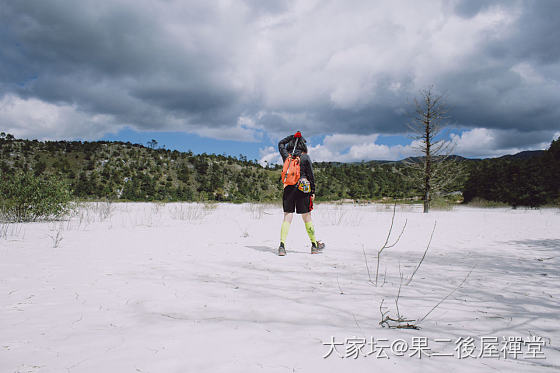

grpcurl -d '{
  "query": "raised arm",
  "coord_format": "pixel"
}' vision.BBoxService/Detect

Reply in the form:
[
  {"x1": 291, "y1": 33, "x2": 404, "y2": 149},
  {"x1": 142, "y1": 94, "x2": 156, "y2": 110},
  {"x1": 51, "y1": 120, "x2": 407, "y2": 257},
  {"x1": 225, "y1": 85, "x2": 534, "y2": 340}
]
[{"x1": 278, "y1": 135, "x2": 294, "y2": 161}]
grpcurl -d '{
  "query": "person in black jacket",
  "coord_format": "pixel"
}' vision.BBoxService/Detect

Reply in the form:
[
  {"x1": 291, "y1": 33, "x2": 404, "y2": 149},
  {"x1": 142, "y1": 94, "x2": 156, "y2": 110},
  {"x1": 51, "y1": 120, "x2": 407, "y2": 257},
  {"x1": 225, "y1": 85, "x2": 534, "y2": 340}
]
[{"x1": 277, "y1": 131, "x2": 325, "y2": 256}]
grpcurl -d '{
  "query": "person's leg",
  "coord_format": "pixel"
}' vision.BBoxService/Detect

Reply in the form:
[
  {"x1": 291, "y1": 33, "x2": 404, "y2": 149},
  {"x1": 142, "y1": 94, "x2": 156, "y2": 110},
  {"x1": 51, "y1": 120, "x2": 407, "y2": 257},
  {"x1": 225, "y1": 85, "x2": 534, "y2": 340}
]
[
  {"x1": 281, "y1": 212, "x2": 293, "y2": 245},
  {"x1": 300, "y1": 200, "x2": 325, "y2": 252},
  {"x1": 279, "y1": 186, "x2": 296, "y2": 255},
  {"x1": 301, "y1": 212, "x2": 317, "y2": 246}
]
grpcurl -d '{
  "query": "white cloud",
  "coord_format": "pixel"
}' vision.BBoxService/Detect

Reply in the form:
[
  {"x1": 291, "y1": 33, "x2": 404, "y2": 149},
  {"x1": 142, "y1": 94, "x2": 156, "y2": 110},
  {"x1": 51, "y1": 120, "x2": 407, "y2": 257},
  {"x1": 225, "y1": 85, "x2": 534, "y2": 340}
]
[
  {"x1": 260, "y1": 127, "x2": 556, "y2": 165},
  {"x1": 0, "y1": 94, "x2": 119, "y2": 140},
  {"x1": 450, "y1": 128, "x2": 552, "y2": 157},
  {"x1": 259, "y1": 133, "x2": 417, "y2": 165},
  {"x1": 258, "y1": 146, "x2": 279, "y2": 167},
  {"x1": 449, "y1": 128, "x2": 497, "y2": 157},
  {"x1": 321, "y1": 134, "x2": 380, "y2": 153},
  {"x1": 0, "y1": 93, "x2": 267, "y2": 143},
  {"x1": 251, "y1": 1, "x2": 520, "y2": 113}
]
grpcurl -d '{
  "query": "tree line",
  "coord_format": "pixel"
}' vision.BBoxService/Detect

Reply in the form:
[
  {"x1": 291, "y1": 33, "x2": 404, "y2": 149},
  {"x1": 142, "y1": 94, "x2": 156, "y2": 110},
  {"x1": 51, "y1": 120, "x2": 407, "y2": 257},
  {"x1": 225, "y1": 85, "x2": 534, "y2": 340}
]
[
  {"x1": 0, "y1": 133, "x2": 558, "y2": 208},
  {"x1": 463, "y1": 138, "x2": 560, "y2": 207}
]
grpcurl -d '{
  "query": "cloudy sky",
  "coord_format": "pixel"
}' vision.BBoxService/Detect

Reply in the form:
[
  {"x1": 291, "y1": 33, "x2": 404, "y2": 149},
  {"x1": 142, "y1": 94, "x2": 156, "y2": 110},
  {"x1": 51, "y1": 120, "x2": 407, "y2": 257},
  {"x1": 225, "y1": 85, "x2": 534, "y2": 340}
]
[{"x1": 1, "y1": 0, "x2": 559, "y2": 164}]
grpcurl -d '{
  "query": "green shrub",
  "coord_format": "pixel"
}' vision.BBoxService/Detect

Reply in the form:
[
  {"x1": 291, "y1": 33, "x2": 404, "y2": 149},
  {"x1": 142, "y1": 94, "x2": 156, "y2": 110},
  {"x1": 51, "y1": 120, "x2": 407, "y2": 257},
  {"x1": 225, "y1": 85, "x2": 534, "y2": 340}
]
[
  {"x1": 430, "y1": 196, "x2": 456, "y2": 211},
  {"x1": 465, "y1": 197, "x2": 510, "y2": 208},
  {"x1": 0, "y1": 171, "x2": 73, "y2": 222}
]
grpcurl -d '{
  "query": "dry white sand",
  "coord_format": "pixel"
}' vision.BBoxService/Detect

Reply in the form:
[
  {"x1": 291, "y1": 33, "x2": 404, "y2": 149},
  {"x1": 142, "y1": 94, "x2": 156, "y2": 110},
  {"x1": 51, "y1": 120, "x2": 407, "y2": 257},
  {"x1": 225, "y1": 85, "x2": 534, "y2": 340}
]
[{"x1": 1, "y1": 202, "x2": 559, "y2": 372}]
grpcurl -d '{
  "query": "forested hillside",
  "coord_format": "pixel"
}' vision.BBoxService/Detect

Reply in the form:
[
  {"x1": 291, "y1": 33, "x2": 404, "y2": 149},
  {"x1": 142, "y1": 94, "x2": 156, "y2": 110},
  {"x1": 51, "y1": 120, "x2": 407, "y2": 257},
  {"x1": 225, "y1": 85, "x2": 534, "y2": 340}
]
[
  {"x1": 0, "y1": 134, "x2": 448, "y2": 203},
  {"x1": 1, "y1": 133, "x2": 558, "y2": 206},
  {"x1": 0, "y1": 134, "x2": 279, "y2": 202},
  {"x1": 463, "y1": 138, "x2": 560, "y2": 207}
]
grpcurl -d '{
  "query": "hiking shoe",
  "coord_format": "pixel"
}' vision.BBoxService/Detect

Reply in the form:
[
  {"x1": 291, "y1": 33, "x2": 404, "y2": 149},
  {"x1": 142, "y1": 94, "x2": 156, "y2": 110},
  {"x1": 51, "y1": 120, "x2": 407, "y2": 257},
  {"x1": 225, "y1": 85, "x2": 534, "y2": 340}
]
[
  {"x1": 278, "y1": 242, "x2": 286, "y2": 256},
  {"x1": 311, "y1": 240, "x2": 325, "y2": 254}
]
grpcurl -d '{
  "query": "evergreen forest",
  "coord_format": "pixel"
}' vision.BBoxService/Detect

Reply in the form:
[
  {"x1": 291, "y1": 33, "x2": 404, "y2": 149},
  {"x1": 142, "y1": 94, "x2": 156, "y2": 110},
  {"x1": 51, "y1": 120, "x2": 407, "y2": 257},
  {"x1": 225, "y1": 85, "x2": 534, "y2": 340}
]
[{"x1": 1, "y1": 133, "x2": 558, "y2": 207}]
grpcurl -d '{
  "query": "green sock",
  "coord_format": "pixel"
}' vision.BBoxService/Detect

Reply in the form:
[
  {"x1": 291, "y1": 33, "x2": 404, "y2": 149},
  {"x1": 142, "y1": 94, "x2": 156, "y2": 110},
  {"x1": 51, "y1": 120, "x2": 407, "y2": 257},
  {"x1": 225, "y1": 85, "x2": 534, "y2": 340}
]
[
  {"x1": 305, "y1": 221, "x2": 317, "y2": 245},
  {"x1": 280, "y1": 221, "x2": 291, "y2": 244}
]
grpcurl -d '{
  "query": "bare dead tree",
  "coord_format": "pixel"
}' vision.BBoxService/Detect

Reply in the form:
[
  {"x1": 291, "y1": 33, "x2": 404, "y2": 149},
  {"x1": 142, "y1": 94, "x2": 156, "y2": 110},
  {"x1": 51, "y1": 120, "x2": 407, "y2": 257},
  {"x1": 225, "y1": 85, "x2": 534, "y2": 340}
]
[{"x1": 405, "y1": 87, "x2": 466, "y2": 213}]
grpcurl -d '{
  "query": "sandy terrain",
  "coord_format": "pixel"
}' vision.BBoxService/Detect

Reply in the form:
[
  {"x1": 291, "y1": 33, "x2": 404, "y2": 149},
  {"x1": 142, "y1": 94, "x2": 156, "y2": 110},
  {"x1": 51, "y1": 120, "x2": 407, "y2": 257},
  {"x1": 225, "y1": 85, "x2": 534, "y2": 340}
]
[{"x1": 1, "y1": 202, "x2": 559, "y2": 372}]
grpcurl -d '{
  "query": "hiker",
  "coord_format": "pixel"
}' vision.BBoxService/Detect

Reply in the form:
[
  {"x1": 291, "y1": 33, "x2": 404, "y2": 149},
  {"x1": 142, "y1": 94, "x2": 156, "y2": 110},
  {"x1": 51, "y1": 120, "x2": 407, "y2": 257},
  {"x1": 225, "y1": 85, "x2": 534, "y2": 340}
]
[{"x1": 277, "y1": 131, "x2": 325, "y2": 256}]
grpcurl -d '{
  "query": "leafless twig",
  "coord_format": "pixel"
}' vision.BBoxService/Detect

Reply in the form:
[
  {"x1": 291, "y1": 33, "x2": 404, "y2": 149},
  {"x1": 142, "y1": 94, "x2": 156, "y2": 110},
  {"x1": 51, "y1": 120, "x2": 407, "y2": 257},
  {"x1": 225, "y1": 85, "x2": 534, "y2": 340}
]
[
  {"x1": 396, "y1": 262, "x2": 403, "y2": 319},
  {"x1": 374, "y1": 202, "x2": 407, "y2": 286},
  {"x1": 336, "y1": 274, "x2": 344, "y2": 295},
  {"x1": 418, "y1": 266, "x2": 475, "y2": 323},
  {"x1": 352, "y1": 313, "x2": 363, "y2": 333},
  {"x1": 406, "y1": 220, "x2": 437, "y2": 285},
  {"x1": 363, "y1": 245, "x2": 373, "y2": 285}
]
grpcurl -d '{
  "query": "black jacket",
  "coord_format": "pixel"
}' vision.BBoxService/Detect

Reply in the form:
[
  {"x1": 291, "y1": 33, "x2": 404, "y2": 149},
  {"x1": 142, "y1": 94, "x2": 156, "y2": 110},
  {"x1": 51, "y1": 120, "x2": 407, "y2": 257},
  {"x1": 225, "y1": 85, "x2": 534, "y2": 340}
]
[{"x1": 278, "y1": 135, "x2": 316, "y2": 194}]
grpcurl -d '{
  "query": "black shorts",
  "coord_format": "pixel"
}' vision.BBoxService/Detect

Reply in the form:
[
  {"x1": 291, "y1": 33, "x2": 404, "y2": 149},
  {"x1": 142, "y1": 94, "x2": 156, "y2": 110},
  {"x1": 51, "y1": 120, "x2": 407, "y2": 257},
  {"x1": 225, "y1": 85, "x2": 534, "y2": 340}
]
[{"x1": 282, "y1": 185, "x2": 313, "y2": 214}]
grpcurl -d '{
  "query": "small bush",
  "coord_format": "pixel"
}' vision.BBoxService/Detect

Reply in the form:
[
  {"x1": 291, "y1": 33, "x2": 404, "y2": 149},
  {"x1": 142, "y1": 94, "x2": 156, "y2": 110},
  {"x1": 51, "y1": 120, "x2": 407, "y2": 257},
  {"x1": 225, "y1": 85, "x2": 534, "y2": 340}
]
[
  {"x1": 465, "y1": 197, "x2": 510, "y2": 208},
  {"x1": 430, "y1": 196, "x2": 456, "y2": 211},
  {"x1": 0, "y1": 171, "x2": 73, "y2": 222}
]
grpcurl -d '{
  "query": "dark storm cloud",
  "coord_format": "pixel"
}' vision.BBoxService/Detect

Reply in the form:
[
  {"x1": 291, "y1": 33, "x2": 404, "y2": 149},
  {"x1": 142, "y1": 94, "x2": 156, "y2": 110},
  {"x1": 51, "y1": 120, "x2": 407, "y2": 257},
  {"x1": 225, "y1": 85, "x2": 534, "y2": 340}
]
[
  {"x1": 253, "y1": 0, "x2": 560, "y2": 142},
  {"x1": 500, "y1": 0, "x2": 560, "y2": 64},
  {"x1": 241, "y1": 0, "x2": 293, "y2": 16},
  {"x1": 453, "y1": 0, "x2": 493, "y2": 18},
  {"x1": 451, "y1": 0, "x2": 513, "y2": 19},
  {"x1": 313, "y1": 105, "x2": 406, "y2": 135},
  {"x1": 492, "y1": 129, "x2": 553, "y2": 150},
  {"x1": 1, "y1": 2, "x2": 158, "y2": 77},
  {"x1": 0, "y1": 0, "x2": 249, "y2": 136},
  {"x1": 341, "y1": 2, "x2": 558, "y2": 136},
  {"x1": 423, "y1": 7, "x2": 559, "y2": 134},
  {"x1": 0, "y1": 0, "x2": 559, "y2": 150},
  {"x1": 441, "y1": 66, "x2": 560, "y2": 132}
]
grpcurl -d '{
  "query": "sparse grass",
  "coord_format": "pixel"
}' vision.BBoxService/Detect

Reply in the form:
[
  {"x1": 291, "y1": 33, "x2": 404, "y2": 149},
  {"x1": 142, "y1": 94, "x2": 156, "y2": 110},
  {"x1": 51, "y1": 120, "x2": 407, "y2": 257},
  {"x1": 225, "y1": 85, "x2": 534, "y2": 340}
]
[
  {"x1": 245, "y1": 203, "x2": 265, "y2": 219},
  {"x1": 0, "y1": 221, "x2": 6, "y2": 239},
  {"x1": 48, "y1": 228, "x2": 63, "y2": 248},
  {"x1": 151, "y1": 201, "x2": 167, "y2": 215},
  {"x1": 0, "y1": 220, "x2": 25, "y2": 241},
  {"x1": 465, "y1": 197, "x2": 510, "y2": 208},
  {"x1": 202, "y1": 202, "x2": 218, "y2": 212},
  {"x1": 92, "y1": 201, "x2": 115, "y2": 221},
  {"x1": 318, "y1": 204, "x2": 365, "y2": 226},
  {"x1": 170, "y1": 203, "x2": 209, "y2": 221},
  {"x1": 324, "y1": 205, "x2": 347, "y2": 225},
  {"x1": 73, "y1": 201, "x2": 115, "y2": 229}
]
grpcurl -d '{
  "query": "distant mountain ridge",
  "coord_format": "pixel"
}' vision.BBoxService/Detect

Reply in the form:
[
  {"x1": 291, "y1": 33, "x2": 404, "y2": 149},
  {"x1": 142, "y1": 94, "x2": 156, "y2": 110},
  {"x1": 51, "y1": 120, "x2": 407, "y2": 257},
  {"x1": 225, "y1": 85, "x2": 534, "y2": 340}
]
[
  {"x1": 495, "y1": 150, "x2": 545, "y2": 160},
  {"x1": 315, "y1": 150, "x2": 545, "y2": 167}
]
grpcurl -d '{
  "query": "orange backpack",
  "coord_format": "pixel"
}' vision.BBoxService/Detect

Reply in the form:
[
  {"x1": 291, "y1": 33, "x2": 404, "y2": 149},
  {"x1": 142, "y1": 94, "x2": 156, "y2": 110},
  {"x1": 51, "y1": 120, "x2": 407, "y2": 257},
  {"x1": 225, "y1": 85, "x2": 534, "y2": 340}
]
[{"x1": 281, "y1": 155, "x2": 301, "y2": 186}]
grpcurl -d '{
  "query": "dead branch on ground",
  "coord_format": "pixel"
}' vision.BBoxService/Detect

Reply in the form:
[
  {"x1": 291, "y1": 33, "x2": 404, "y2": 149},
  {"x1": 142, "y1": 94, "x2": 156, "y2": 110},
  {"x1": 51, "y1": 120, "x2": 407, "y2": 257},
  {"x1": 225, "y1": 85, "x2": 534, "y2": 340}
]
[{"x1": 379, "y1": 298, "x2": 420, "y2": 329}]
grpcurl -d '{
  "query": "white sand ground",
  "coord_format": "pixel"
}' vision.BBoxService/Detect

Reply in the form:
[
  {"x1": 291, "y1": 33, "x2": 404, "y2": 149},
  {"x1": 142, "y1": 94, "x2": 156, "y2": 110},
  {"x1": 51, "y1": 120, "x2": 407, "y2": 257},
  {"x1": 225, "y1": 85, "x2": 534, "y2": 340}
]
[{"x1": 1, "y1": 202, "x2": 559, "y2": 373}]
